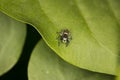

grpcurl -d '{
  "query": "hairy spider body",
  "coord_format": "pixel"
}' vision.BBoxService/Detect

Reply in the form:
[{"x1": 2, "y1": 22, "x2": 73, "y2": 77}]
[{"x1": 57, "y1": 29, "x2": 72, "y2": 47}]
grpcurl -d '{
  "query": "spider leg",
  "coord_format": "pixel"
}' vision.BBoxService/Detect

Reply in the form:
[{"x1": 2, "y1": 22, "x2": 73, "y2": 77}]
[
  {"x1": 65, "y1": 39, "x2": 70, "y2": 47},
  {"x1": 57, "y1": 36, "x2": 61, "y2": 46},
  {"x1": 68, "y1": 34, "x2": 72, "y2": 40}
]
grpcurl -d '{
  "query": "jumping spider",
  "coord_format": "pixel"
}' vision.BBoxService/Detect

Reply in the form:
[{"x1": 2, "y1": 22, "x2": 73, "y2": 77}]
[{"x1": 57, "y1": 29, "x2": 72, "y2": 47}]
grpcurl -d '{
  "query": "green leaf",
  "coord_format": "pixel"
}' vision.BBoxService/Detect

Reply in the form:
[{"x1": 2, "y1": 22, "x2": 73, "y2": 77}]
[
  {"x1": 116, "y1": 57, "x2": 120, "y2": 80},
  {"x1": 0, "y1": 0, "x2": 120, "y2": 75},
  {"x1": 116, "y1": 68, "x2": 120, "y2": 80},
  {"x1": 0, "y1": 12, "x2": 26, "y2": 75},
  {"x1": 28, "y1": 39, "x2": 115, "y2": 80}
]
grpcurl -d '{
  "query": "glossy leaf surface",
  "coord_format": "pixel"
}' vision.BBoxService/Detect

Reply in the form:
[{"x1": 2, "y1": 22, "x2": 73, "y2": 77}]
[
  {"x1": 0, "y1": 12, "x2": 26, "y2": 75},
  {"x1": 28, "y1": 40, "x2": 114, "y2": 80},
  {"x1": 0, "y1": 0, "x2": 120, "y2": 74}
]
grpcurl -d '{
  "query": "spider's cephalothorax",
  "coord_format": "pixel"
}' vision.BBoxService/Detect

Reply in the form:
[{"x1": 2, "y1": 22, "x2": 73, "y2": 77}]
[{"x1": 57, "y1": 29, "x2": 72, "y2": 47}]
